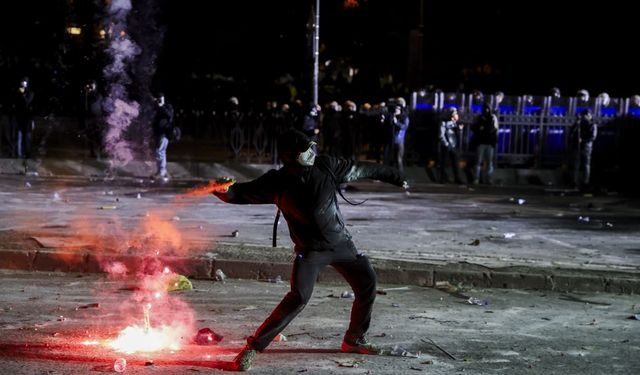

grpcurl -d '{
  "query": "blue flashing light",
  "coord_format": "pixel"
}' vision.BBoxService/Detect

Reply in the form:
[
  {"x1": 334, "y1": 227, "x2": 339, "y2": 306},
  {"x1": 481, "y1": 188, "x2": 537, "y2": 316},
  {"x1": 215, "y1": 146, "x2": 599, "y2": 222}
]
[
  {"x1": 498, "y1": 104, "x2": 515, "y2": 114},
  {"x1": 629, "y1": 108, "x2": 640, "y2": 117},
  {"x1": 415, "y1": 102, "x2": 434, "y2": 110},
  {"x1": 600, "y1": 107, "x2": 617, "y2": 117},
  {"x1": 547, "y1": 129, "x2": 565, "y2": 135},
  {"x1": 576, "y1": 107, "x2": 590, "y2": 115},
  {"x1": 550, "y1": 106, "x2": 567, "y2": 116},
  {"x1": 524, "y1": 105, "x2": 541, "y2": 114},
  {"x1": 471, "y1": 104, "x2": 482, "y2": 113}
]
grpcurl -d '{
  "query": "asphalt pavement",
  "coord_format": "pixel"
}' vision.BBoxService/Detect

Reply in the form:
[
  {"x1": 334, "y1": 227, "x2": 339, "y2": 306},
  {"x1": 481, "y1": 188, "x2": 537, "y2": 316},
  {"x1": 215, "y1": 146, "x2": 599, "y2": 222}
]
[
  {"x1": 0, "y1": 158, "x2": 639, "y2": 293},
  {"x1": 0, "y1": 270, "x2": 638, "y2": 374}
]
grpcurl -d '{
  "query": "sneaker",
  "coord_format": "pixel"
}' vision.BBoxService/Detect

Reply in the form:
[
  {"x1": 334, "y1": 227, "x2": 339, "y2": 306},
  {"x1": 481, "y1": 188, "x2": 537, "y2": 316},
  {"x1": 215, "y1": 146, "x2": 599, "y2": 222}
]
[
  {"x1": 150, "y1": 173, "x2": 170, "y2": 183},
  {"x1": 341, "y1": 337, "x2": 385, "y2": 355},
  {"x1": 233, "y1": 345, "x2": 257, "y2": 371}
]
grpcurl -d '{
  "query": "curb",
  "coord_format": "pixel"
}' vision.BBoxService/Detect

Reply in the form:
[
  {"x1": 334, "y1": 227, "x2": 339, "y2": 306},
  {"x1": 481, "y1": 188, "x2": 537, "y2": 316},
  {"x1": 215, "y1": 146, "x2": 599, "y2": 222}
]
[{"x1": 1, "y1": 248, "x2": 638, "y2": 294}]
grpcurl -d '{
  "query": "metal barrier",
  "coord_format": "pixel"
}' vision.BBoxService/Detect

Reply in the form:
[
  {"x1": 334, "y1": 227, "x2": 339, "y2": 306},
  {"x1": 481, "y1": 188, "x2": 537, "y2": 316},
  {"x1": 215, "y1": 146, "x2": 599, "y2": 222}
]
[{"x1": 411, "y1": 91, "x2": 635, "y2": 167}]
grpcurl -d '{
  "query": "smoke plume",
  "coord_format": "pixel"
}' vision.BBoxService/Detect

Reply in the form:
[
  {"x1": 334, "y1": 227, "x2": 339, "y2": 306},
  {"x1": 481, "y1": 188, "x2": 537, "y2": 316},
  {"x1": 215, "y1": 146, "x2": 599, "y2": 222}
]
[{"x1": 102, "y1": 0, "x2": 141, "y2": 171}]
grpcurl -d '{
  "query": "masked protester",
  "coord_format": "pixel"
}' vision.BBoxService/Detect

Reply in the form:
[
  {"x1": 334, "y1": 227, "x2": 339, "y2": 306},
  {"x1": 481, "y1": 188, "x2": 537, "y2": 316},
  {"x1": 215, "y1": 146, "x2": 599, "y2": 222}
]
[
  {"x1": 571, "y1": 109, "x2": 597, "y2": 188},
  {"x1": 13, "y1": 77, "x2": 35, "y2": 160},
  {"x1": 151, "y1": 93, "x2": 174, "y2": 182},
  {"x1": 211, "y1": 128, "x2": 409, "y2": 371}
]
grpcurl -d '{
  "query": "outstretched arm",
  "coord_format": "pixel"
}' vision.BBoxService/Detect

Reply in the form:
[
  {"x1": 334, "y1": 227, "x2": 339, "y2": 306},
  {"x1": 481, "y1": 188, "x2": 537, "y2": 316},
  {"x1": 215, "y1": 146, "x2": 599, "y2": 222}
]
[
  {"x1": 212, "y1": 170, "x2": 280, "y2": 205},
  {"x1": 320, "y1": 155, "x2": 407, "y2": 188}
]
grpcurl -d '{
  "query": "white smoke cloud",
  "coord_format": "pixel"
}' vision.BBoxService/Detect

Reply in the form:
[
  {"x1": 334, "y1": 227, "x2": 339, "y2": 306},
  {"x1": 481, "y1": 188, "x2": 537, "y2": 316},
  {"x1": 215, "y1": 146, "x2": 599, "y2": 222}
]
[
  {"x1": 102, "y1": 0, "x2": 141, "y2": 170},
  {"x1": 110, "y1": 0, "x2": 133, "y2": 13}
]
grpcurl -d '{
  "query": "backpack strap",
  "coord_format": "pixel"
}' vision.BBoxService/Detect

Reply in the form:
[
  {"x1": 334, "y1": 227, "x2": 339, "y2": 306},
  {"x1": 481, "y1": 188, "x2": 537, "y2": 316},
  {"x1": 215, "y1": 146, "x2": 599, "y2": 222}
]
[{"x1": 315, "y1": 157, "x2": 367, "y2": 206}]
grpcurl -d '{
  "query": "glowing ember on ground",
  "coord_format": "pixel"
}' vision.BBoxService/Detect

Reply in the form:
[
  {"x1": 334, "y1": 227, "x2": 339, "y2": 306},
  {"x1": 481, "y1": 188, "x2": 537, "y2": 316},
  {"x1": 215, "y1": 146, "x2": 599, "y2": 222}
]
[
  {"x1": 106, "y1": 302, "x2": 188, "y2": 354},
  {"x1": 108, "y1": 324, "x2": 183, "y2": 354}
]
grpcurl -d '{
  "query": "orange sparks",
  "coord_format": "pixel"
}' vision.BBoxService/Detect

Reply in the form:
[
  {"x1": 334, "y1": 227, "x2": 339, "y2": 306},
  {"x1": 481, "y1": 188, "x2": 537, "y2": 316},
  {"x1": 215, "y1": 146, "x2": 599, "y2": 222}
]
[
  {"x1": 343, "y1": 0, "x2": 363, "y2": 9},
  {"x1": 182, "y1": 179, "x2": 235, "y2": 198},
  {"x1": 108, "y1": 303, "x2": 186, "y2": 354},
  {"x1": 107, "y1": 324, "x2": 183, "y2": 354}
]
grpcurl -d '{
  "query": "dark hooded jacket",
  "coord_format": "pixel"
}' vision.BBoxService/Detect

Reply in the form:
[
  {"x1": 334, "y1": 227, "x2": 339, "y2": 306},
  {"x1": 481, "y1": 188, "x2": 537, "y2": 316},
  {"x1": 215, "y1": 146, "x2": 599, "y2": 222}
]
[{"x1": 214, "y1": 155, "x2": 404, "y2": 253}]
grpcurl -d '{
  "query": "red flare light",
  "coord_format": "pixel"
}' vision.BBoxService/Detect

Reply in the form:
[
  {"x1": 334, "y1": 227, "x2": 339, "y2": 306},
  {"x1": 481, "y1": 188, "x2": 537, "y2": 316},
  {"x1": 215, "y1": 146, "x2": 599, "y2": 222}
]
[{"x1": 182, "y1": 180, "x2": 235, "y2": 197}]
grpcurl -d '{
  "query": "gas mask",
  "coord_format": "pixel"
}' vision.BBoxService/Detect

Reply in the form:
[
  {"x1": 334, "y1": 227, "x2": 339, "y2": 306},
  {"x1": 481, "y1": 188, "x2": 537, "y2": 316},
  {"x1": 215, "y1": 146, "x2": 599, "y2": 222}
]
[{"x1": 296, "y1": 142, "x2": 316, "y2": 166}]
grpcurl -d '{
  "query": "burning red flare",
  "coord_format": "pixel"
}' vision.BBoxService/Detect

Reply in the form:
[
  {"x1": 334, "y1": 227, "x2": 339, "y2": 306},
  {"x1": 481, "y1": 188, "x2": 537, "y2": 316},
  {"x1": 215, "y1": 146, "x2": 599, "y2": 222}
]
[
  {"x1": 106, "y1": 303, "x2": 188, "y2": 354},
  {"x1": 182, "y1": 179, "x2": 235, "y2": 198}
]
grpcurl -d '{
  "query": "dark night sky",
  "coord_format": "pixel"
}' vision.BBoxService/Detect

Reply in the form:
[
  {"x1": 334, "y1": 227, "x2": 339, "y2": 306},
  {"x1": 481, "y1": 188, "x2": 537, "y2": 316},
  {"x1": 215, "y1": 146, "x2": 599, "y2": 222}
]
[
  {"x1": 159, "y1": 0, "x2": 639, "y2": 96},
  {"x1": 1, "y1": 0, "x2": 638, "y2": 101}
]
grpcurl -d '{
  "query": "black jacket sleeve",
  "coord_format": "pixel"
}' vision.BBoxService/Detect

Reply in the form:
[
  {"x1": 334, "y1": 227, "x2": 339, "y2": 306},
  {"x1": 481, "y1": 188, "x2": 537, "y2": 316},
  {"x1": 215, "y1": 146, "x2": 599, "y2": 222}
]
[
  {"x1": 213, "y1": 169, "x2": 280, "y2": 204},
  {"x1": 320, "y1": 155, "x2": 405, "y2": 187}
]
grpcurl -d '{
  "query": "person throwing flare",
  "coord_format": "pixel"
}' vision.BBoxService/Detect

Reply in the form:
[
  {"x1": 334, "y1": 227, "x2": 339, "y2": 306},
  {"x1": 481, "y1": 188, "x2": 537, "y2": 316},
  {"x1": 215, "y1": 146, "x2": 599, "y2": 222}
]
[{"x1": 210, "y1": 129, "x2": 408, "y2": 371}]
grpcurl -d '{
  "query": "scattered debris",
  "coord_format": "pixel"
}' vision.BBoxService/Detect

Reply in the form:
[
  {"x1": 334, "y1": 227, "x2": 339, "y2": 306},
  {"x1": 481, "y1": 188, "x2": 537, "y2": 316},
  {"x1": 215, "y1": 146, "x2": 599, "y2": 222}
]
[
  {"x1": 52, "y1": 192, "x2": 62, "y2": 201},
  {"x1": 468, "y1": 239, "x2": 480, "y2": 246},
  {"x1": 333, "y1": 358, "x2": 364, "y2": 368},
  {"x1": 559, "y1": 294, "x2": 611, "y2": 306},
  {"x1": 144, "y1": 360, "x2": 154, "y2": 366},
  {"x1": 99, "y1": 205, "x2": 117, "y2": 210},
  {"x1": 628, "y1": 314, "x2": 640, "y2": 320},
  {"x1": 194, "y1": 328, "x2": 224, "y2": 345},
  {"x1": 272, "y1": 333, "x2": 287, "y2": 342},
  {"x1": 605, "y1": 222, "x2": 614, "y2": 228},
  {"x1": 24, "y1": 182, "x2": 31, "y2": 188},
  {"x1": 503, "y1": 233, "x2": 516, "y2": 239},
  {"x1": 214, "y1": 269, "x2": 226, "y2": 283},
  {"x1": 239, "y1": 305, "x2": 257, "y2": 311},
  {"x1": 341, "y1": 291, "x2": 355, "y2": 299},
  {"x1": 113, "y1": 358, "x2": 127, "y2": 373},
  {"x1": 391, "y1": 303, "x2": 400, "y2": 308},
  {"x1": 136, "y1": 193, "x2": 142, "y2": 199},
  {"x1": 173, "y1": 216, "x2": 181, "y2": 221},
  {"x1": 390, "y1": 344, "x2": 421, "y2": 358},
  {"x1": 231, "y1": 230, "x2": 239, "y2": 237},
  {"x1": 75, "y1": 303, "x2": 100, "y2": 310},
  {"x1": 408, "y1": 314, "x2": 436, "y2": 320},
  {"x1": 410, "y1": 366, "x2": 424, "y2": 371},
  {"x1": 166, "y1": 274, "x2": 193, "y2": 292},
  {"x1": 377, "y1": 286, "x2": 411, "y2": 295},
  {"x1": 517, "y1": 199, "x2": 526, "y2": 205},
  {"x1": 578, "y1": 216, "x2": 590, "y2": 223},
  {"x1": 467, "y1": 297, "x2": 490, "y2": 306},
  {"x1": 421, "y1": 338, "x2": 458, "y2": 360},
  {"x1": 488, "y1": 226, "x2": 497, "y2": 230},
  {"x1": 268, "y1": 275, "x2": 283, "y2": 284},
  {"x1": 420, "y1": 360, "x2": 433, "y2": 365}
]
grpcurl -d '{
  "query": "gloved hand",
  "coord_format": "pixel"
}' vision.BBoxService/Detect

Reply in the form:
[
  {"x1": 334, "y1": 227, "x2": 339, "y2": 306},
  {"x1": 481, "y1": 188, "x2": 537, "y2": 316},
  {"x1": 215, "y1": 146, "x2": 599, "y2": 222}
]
[
  {"x1": 184, "y1": 177, "x2": 236, "y2": 197},
  {"x1": 209, "y1": 177, "x2": 236, "y2": 193}
]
